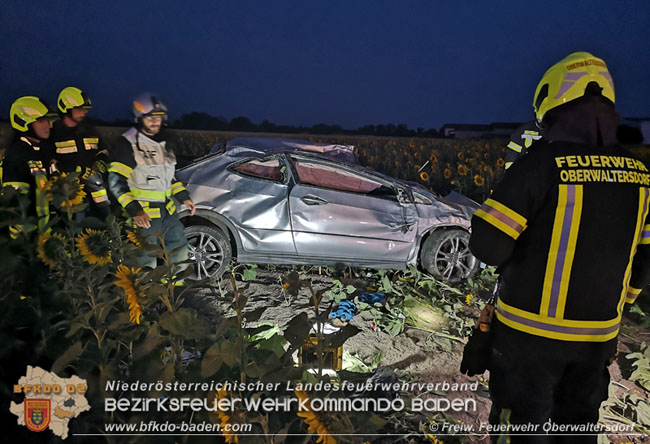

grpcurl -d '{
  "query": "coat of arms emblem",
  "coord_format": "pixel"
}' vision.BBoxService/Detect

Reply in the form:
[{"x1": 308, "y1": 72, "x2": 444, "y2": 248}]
[{"x1": 25, "y1": 399, "x2": 51, "y2": 432}]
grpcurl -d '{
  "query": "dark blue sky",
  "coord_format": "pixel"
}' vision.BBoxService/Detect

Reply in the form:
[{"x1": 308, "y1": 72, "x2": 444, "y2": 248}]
[{"x1": 1, "y1": 1, "x2": 649, "y2": 129}]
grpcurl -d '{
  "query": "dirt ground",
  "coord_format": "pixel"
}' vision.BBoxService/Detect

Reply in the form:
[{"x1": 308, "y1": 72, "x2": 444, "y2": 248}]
[{"x1": 185, "y1": 266, "x2": 650, "y2": 444}]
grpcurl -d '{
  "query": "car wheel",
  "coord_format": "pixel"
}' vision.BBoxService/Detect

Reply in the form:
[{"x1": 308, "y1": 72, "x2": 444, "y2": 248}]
[
  {"x1": 420, "y1": 229, "x2": 478, "y2": 284},
  {"x1": 184, "y1": 225, "x2": 232, "y2": 280}
]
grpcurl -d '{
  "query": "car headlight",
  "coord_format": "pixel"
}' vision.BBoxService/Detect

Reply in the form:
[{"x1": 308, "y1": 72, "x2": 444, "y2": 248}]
[{"x1": 413, "y1": 191, "x2": 432, "y2": 205}]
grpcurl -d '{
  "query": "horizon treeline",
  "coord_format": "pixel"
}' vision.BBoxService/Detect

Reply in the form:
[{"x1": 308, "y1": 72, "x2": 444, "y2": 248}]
[{"x1": 85, "y1": 112, "x2": 442, "y2": 137}]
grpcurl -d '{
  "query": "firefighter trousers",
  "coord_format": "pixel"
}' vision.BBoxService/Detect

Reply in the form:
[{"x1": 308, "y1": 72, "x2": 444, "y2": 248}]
[
  {"x1": 488, "y1": 319, "x2": 617, "y2": 444},
  {"x1": 138, "y1": 206, "x2": 189, "y2": 273}
]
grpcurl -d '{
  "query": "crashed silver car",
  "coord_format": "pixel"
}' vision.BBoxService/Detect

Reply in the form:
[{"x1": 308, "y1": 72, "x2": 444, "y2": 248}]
[{"x1": 176, "y1": 138, "x2": 479, "y2": 283}]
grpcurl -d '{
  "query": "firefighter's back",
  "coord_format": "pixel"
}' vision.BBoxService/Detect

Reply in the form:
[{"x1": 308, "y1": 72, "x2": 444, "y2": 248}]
[{"x1": 495, "y1": 141, "x2": 649, "y2": 342}]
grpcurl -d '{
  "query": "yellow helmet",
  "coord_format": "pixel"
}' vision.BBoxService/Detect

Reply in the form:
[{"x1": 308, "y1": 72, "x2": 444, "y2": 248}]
[
  {"x1": 533, "y1": 51, "x2": 615, "y2": 122},
  {"x1": 10, "y1": 96, "x2": 58, "y2": 132},
  {"x1": 57, "y1": 86, "x2": 93, "y2": 114}
]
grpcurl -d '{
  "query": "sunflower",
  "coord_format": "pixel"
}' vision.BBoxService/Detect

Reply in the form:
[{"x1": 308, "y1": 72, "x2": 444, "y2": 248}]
[
  {"x1": 457, "y1": 152, "x2": 464, "y2": 160},
  {"x1": 127, "y1": 230, "x2": 143, "y2": 247},
  {"x1": 414, "y1": 151, "x2": 420, "y2": 159},
  {"x1": 473, "y1": 175, "x2": 485, "y2": 187},
  {"x1": 76, "y1": 229, "x2": 112, "y2": 266},
  {"x1": 36, "y1": 231, "x2": 68, "y2": 268},
  {"x1": 214, "y1": 388, "x2": 239, "y2": 443},
  {"x1": 496, "y1": 158, "x2": 505, "y2": 167},
  {"x1": 115, "y1": 265, "x2": 144, "y2": 324},
  {"x1": 281, "y1": 271, "x2": 303, "y2": 297},
  {"x1": 409, "y1": 140, "x2": 416, "y2": 148},
  {"x1": 42, "y1": 172, "x2": 87, "y2": 208},
  {"x1": 443, "y1": 168, "x2": 452, "y2": 179},
  {"x1": 465, "y1": 294, "x2": 473, "y2": 305},
  {"x1": 295, "y1": 389, "x2": 336, "y2": 444},
  {"x1": 457, "y1": 164, "x2": 468, "y2": 176},
  {"x1": 420, "y1": 171, "x2": 430, "y2": 181}
]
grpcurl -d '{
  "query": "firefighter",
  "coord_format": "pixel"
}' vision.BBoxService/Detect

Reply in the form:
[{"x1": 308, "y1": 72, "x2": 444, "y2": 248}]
[
  {"x1": 48, "y1": 86, "x2": 110, "y2": 217},
  {"x1": 107, "y1": 93, "x2": 195, "y2": 271},
  {"x1": 469, "y1": 52, "x2": 650, "y2": 443},
  {"x1": 504, "y1": 120, "x2": 543, "y2": 169},
  {"x1": 3, "y1": 97, "x2": 59, "y2": 237}
]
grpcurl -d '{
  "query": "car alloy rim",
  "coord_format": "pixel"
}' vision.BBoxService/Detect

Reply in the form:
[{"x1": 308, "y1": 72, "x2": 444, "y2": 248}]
[
  {"x1": 186, "y1": 231, "x2": 225, "y2": 279},
  {"x1": 434, "y1": 235, "x2": 476, "y2": 281}
]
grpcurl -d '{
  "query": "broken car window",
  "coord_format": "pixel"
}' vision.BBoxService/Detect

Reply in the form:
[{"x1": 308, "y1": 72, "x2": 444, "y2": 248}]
[
  {"x1": 233, "y1": 158, "x2": 284, "y2": 182},
  {"x1": 292, "y1": 159, "x2": 393, "y2": 196}
]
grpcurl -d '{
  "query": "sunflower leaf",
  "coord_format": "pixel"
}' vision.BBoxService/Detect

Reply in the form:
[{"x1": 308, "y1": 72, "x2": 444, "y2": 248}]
[
  {"x1": 283, "y1": 312, "x2": 311, "y2": 349},
  {"x1": 51, "y1": 341, "x2": 85, "y2": 374},
  {"x1": 66, "y1": 312, "x2": 93, "y2": 338},
  {"x1": 133, "y1": 325, "x2": 163, "y2": 359},
  {"x1": 159, "y1": 308, "x2": 210, "y2": 339},
  {"x1": 200, "y1": 343, "x2": 223, "y2": 377}
]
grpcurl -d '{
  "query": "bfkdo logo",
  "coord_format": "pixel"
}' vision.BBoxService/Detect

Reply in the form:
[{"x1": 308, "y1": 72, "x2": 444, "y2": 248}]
[
  {"x1": 10, "y1": 366, "x2": 91, "y2": 440},
  {"x1": 25, "y1": 399, "x2": 51, "y2": 432}
]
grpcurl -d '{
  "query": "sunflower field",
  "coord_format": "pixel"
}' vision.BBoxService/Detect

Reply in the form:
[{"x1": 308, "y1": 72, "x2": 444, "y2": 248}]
[{"x1": 0, "y1": 173, "x2": 221, "y2": 438}]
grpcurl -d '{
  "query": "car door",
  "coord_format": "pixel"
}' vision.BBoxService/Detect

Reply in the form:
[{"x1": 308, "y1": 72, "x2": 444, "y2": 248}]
[
  {"x1": 287, "y1": 155, "x2": 417, "y2": 262},
  {"x1": 225, "y1": 156, "x2": 297, "y2": 255}
]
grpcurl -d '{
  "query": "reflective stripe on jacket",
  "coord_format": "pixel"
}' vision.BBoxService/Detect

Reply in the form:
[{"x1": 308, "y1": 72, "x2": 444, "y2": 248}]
[
  {"x1": 108, "y1": 128, "x2": 189, "y2": 218},
  {"x1": 505, "y1": 121, "x2": 543, "y2": 170},
  {"x1": 2, "y1": 137, "x2": 50, "y2": 234}
]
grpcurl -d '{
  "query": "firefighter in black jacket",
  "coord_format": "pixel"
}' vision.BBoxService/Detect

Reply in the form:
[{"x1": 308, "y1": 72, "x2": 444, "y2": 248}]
[
  {"x1": 504, "y1": 120, "x2": 543, "y2": 170},
  {"x1": 48, "y1": 87, "x2": 110, "y2": 217},
  {"x1": 108, "y1": 94, "x2": 195, "y2": 271},
  {"x1": 470, "y1": 52, "x2": 650, "y2": 443},
  {"x1": 3, "y1": 96, "x2": 58, "y2": 237}
]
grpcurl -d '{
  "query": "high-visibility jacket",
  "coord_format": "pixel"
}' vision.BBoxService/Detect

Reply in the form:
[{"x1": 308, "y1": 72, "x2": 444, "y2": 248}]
[
  {"x1": 470, "y1": 141, "x2": 650, "y2": 342},
  {"x1": 504, "y1": 121, "x2": 543, "y2": 170},
  {"x1": 47, "y1": 120, "x2": 109, "y2": 206},
  {"x1": 108, "y1": 128, "x2": 190, "y2": 218},
  {"x1": 2, "y1": 136, "x2": 50, "y2": 234}
]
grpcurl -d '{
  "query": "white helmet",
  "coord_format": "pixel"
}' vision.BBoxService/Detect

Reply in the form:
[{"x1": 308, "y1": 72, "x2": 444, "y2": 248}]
[{"x1": 132, "y1": 93, "x2": 167, "y2": 122}]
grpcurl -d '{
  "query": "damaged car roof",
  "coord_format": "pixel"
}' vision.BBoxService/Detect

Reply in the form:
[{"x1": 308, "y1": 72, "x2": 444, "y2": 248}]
[{"x1": 210, "y1": 137, "x2": 357, "y2": 164}]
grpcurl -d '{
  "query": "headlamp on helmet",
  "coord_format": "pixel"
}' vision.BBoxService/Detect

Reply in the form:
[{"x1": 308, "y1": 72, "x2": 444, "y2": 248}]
[{"x1": 533, "y1": 51, "x2": 615, "y2": 122}]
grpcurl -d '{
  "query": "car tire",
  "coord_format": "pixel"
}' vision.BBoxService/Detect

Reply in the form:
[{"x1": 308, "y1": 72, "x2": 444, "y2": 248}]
[
  {"x1": 420, "y1": 229, "x2": 478, "y2": 284},
  {"x1": 184, "y1": 225, "x2": 232, "y2": 280}
]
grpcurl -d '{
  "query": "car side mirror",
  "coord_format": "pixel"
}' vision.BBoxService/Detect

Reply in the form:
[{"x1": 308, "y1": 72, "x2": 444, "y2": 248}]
[{"x1": 396, "y1": 187, "x2": 412, "y2": 205}]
